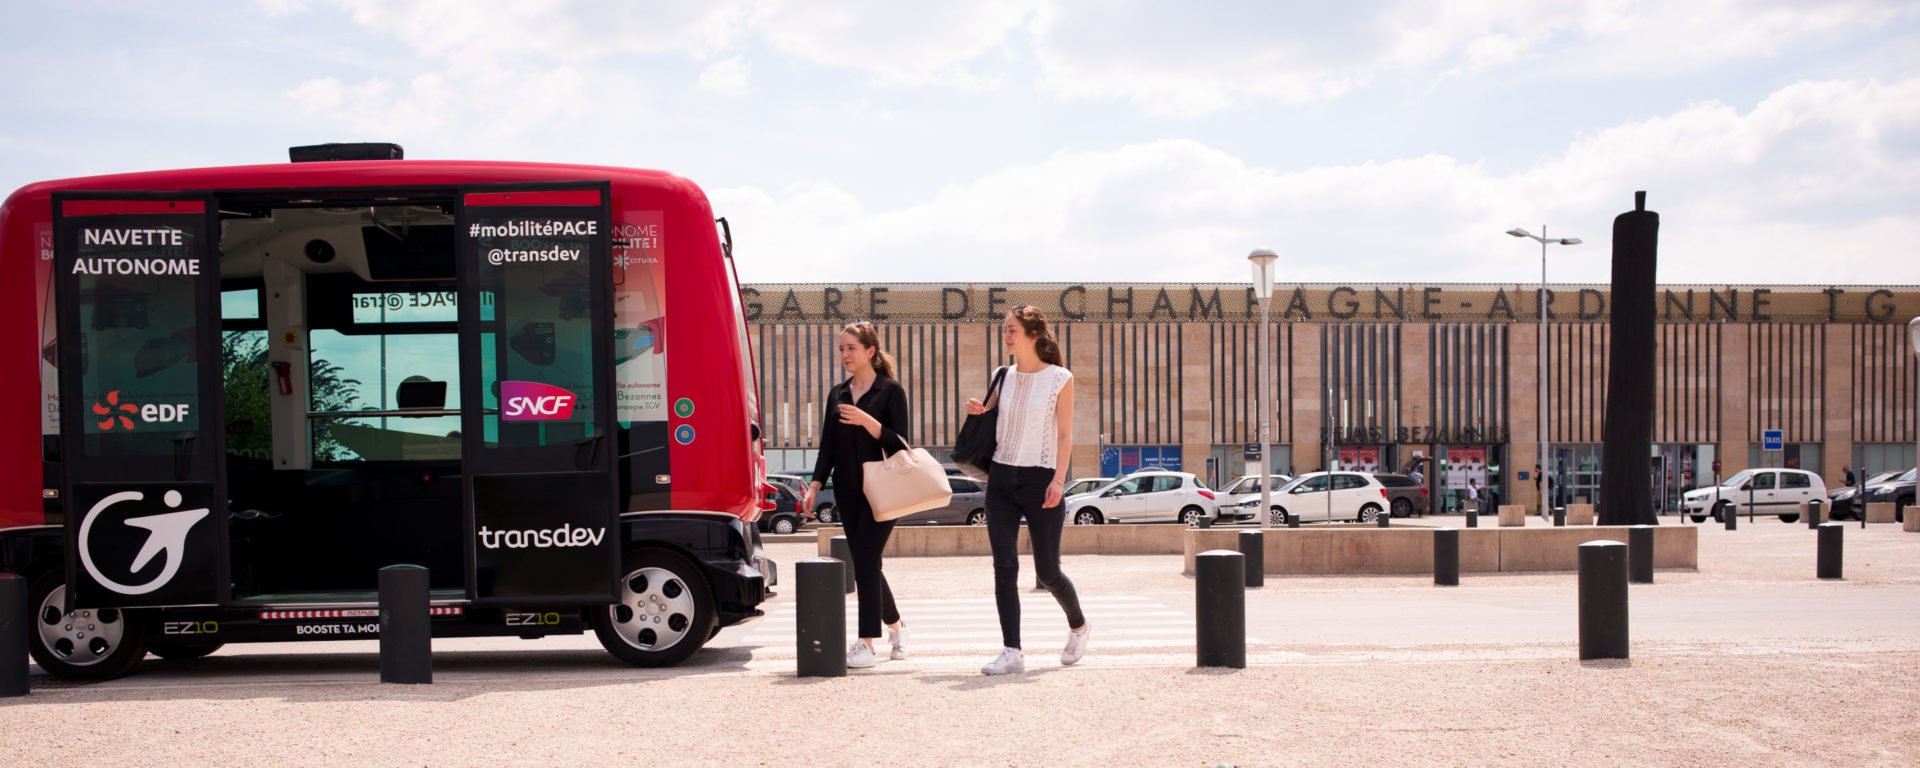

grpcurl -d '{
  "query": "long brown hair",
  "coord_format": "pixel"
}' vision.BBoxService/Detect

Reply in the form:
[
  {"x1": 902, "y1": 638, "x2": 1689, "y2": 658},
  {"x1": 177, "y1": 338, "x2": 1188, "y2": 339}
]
[
  {"x1": 843, "y1": 321, "x2": 896, "y2": 378},
  {"x1": 1010, "y1": 304, "x2": 1064, "y2": 368}
]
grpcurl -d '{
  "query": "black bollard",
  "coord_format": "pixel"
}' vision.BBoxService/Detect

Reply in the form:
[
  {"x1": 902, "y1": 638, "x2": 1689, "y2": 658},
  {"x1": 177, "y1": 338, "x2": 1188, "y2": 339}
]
[
  {"x1": 1554, "y1": 506, "x2": 1566, "y2": 527},
  {"x1": 1238, "y1": 531, "x2": 1264, "y2": 588},
  {"x1": 796, "y1": 557, "x2": 848, "y2": 677},
  {"x1": 1817, "y1": 523, "x2": 1843, "y2": 580},
  {"x1": 1377, "y1": 511, "x2": 1390, "y2": 528},
  {"x1": 378, "y1": 564, "x2": 432, "y2": 684},
  {"x1": 1724, "y1": 503, "x2": 1737, "y2": 531},
  {"x1": 1598, "y1": 191, "x2": 1661, "y2": 529},
  {"x1": 1287, "y1": 513, "x2": 1299, "y2": 529},
  {"x1": 1, "y1": 573, "x2": 26, "y2": 697},
  {"x1": 1195, "y1": 550, "x2": 1246, "y2": 669},
  {"x1": 1807, "y1": 499, "x2": 1823, "y2": 529},
  {"x1": 1628, "y1": 525, "x2": 1654, "y2": 584},
  {"x1": 1578, "y1": 541, "x2": 1629, "y2": 660},
  {"x1": 829, "y1": 535, "x2": 855, "y2": 593},
  {"x1": 1466, "y1": 507, "x2": 1479, "y2": 528},
  {"x1": 1433, "y1": 529, "x2": 1459, "y2": 587}
]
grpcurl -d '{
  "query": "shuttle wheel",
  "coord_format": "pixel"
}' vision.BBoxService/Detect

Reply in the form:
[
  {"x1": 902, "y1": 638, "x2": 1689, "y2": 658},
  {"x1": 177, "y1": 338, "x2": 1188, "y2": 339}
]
[
  {"x1": 28, "y1": 572, "x2": 149, "y2": 680},
  {"x1": 594, "y1": 549, "x2": 716, "y2": 668}
]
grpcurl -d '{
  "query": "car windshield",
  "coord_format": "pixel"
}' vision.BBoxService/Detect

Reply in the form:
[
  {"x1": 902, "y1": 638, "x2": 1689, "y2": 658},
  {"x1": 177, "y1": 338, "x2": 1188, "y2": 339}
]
[
  {"x1": 1719, "y1": 470, "x2": 1756, "y2": 488},
  {"x1": 1897, "y1": 468, "x2": 1917, "y2": 483},
  {"x1": 1279, "y1": 475, "x2": 1323, "y2": 493}
]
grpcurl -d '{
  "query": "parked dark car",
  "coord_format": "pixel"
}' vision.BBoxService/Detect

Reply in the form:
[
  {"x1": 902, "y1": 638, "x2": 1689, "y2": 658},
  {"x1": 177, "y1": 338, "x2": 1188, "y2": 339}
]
[
  {"x1": 1859, "y1": 467, "x2": 1915, "y2": 522},
  {"x1": 898, "y1": 476, "x2": 991, "y2": 526},
  {"x1": 1828, "y1": 470, "x2": 1899, "y2": 519},
  {"x1": 1373, "y1": 473, "x2": 1431, "y2": 517},
  {"x1": 766, "y1": 472, "x2": 810, "y2": 497},
  {"x1": 758, "y1": 483, "x2": 808, "y2": 535},
  {"x1": 809, "y1": 479, "x2": 840, "y2": 524}
]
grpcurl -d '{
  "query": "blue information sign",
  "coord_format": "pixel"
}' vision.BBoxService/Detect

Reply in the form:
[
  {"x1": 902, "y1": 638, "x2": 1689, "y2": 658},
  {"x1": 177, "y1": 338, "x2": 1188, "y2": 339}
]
[{"x1": 1762, "y1": 429, "x2": 1783, "y2": 451}]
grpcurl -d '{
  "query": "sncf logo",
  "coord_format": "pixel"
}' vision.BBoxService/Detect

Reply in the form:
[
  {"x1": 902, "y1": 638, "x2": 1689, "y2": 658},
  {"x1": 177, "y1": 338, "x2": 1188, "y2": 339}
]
[
  {"x1": 501, "y1": 381, "x2": 576, "y2": 421},
  {"x1": 89, "y1": 390, "x2": 191, "y2": 431}
]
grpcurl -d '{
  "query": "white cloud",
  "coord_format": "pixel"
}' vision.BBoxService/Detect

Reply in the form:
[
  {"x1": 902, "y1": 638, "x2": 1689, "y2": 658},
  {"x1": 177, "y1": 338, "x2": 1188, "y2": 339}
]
[
  {"x1": 717, "y1": 78, "x2": 1920, "y2": 285},
  {"x1": 697, "y1": 56, "x2": 753, "y2": 95},
  {"x1": 328, "y1": 0, "x2": 755, "y2": 68},
  {"x1": 285, "y1": 73, "x2": 456, "y2": 139},
  {"x1": 288, "y1": 1, "x2": 1913, "y2": 120},
  {"x1": 750, "y1": 0, "x2": 1040, "y2": 87},
  {"x1": 253, "y1": 0, "x2": 310, "y2": 16},
  {"x1": 1029, "y1": 0, "x2": 1918, "y2": 116}
]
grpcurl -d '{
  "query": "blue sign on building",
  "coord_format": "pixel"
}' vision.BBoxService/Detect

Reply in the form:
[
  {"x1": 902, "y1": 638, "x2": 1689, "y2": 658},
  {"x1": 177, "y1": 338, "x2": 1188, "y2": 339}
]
[
  {"x1": 1762, "y1": 429, "x2": 1783, "y2": 452},
  {"x1": 1101, "y1": 445, "x2": 1182, "y2": 477}
]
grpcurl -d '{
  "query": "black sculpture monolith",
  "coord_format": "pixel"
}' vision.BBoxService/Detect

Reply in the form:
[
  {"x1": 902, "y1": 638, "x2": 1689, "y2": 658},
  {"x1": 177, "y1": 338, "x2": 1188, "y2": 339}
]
[{"x1": 1599, "y1": 191, "x2": 1659, "y2": 526}]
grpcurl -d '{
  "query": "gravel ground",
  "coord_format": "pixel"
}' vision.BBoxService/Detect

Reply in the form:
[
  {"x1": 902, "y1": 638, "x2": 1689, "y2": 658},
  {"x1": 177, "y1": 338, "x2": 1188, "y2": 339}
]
[
  {"x1": 3, "y1": 520, "x2": 1915, "y2": 766},
  {"x1": 4, "y1": 653, "x2": 1916, "y2": 767}
]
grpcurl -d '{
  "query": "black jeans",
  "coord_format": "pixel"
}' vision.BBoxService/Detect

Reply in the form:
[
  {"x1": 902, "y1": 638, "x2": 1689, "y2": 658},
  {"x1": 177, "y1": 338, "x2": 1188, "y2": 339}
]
[
  {"x1": 837, "y1": 482, "x2": 901, "y2": 639},
  {"x1": 987, "y1": 463, "x2": 1086, "y2": 650}
]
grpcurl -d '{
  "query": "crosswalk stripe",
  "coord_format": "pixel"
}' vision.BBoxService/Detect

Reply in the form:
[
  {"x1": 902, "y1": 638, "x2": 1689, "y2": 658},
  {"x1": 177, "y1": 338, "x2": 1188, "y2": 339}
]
[
  {"x1": 781, "y1": 595, "x2": 1171, "y2": 607},
  {"x1": 749, "y1": 612, "x2": 1189, "y2": 624},
  {"x1": 724, "y1": 593, "x2": 1267, "y2": 657}
]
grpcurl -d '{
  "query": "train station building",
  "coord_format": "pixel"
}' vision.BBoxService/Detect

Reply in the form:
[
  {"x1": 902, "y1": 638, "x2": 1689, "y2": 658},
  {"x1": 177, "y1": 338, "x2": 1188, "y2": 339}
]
[{"x1": 744, "y1": 282, "x2": 1919, "y2": 514}]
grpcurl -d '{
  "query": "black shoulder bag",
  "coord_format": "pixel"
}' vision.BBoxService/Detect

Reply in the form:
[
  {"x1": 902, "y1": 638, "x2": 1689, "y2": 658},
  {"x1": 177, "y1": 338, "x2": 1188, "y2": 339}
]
[{"x1": 951, "y1": 366, "x2": 1008, "y2": 482}]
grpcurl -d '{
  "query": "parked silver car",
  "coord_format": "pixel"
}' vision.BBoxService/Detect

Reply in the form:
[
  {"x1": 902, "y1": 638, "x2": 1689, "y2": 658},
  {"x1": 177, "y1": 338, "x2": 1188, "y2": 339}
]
[{"x1": 897, "y1": 476, "x2": 991, "y2": 526}]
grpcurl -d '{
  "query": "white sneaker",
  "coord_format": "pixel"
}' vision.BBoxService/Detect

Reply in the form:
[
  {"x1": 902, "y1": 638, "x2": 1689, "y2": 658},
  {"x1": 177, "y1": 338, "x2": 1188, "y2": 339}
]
[
  {"x1": 1061, "y1": 623, "x2": 1091, "y2": 666},
  {"x1": 981, "y1": 647, "x2": 1025, "y2": 676},
  {"x1": 847, "y1": 640, "x2": 877, "y2": 669},
  {"x1": 888, "y1": 623, "x2": 909, "y2": 661}
]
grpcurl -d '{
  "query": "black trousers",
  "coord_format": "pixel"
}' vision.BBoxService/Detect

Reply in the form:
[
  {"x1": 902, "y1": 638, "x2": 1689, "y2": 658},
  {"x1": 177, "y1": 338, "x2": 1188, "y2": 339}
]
[
  {"x1": 836, "y1": 480, "x2": 901, "y2": 639},
  {"x1": 987, "y1": 463, "x2": 1086, "y2": 650}
]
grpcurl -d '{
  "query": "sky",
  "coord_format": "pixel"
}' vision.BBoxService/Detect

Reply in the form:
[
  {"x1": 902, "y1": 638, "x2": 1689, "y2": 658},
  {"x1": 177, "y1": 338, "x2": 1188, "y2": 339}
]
[{"x1": 4, "y1": 0, "x2": 1920, "y2": 286}]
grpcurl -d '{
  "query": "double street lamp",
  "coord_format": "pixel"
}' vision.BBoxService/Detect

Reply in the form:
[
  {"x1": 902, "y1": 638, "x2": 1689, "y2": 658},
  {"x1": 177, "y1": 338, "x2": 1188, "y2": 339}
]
[
  {"x1": 1507, "y1": 227, "x2": 1581, "y2": 517},
  {"x1": 1249, "y1": 248, "x2": 1278, "y2": 528}
]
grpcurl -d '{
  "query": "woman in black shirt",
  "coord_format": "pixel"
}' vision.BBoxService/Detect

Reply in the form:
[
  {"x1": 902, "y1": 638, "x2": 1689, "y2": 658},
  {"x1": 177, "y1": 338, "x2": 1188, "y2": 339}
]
[{"x1": 805, "y1": 321, "x2": 912, "y2": 668}]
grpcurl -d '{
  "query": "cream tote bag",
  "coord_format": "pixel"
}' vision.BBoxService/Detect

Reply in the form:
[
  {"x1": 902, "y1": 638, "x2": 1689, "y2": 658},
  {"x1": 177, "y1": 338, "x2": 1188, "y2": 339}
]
[{"x1": 862, "y1": 442, "x2": 953, "y2": 522}]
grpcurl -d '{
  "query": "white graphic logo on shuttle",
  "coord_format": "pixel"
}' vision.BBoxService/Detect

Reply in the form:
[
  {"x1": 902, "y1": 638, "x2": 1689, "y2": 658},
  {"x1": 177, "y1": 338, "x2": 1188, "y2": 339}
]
[{"x1": 79, "y1": 490, "x2": 208, "y2": 595}]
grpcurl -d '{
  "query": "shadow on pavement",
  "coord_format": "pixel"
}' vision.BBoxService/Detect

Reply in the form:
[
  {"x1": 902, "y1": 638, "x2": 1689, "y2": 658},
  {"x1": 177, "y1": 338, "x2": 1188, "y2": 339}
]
[{"x1": 22, "y1": 644, "x2": 779, "y2": 703}]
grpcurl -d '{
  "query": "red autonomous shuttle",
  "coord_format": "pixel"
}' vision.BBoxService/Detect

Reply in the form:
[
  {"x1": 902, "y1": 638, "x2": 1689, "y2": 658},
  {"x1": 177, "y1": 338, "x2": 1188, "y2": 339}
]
[{"x1": 0, "y1": 144, "x2": 773, "y2": 679}]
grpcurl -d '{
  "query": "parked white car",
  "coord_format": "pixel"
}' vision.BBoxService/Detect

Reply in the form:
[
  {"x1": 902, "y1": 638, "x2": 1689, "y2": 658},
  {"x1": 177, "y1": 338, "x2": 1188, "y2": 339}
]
[
  {"x1": 1271, "y1": 471, "x2": 1391, "y2": 524},
  {"x1": 1217, "y1": 474, "x2": 1293, "y2": 523},
  {"x1": 1681, "y1": 468, "x2": 1827, "y2": 523},
  {"x1": 1065, "y1": 471, "x2": 1219, "y2": 526}
]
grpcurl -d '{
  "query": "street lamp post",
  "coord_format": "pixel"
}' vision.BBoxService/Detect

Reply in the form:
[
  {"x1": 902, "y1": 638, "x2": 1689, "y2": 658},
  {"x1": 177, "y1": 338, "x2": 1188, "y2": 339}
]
[
  {"x1": 1248, "y1": 249, "x2": 1278, "y2": 529},
  {"x1": 1508, "y1": 227, "x2": 1581, "y2": 518},
  {"x1": 1909, "y1": 317, "x2": 1920, "y2": 480}
]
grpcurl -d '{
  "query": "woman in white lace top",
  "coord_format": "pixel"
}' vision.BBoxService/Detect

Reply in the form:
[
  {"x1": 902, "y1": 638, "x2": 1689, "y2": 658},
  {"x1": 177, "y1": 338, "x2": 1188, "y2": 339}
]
[{"x1": 964, "y1": 304, "x2": 1089, "y2": 675}]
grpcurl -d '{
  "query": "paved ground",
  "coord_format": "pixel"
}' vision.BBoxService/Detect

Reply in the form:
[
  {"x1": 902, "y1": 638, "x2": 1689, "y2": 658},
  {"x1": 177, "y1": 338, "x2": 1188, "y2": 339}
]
[{"x1": 3, "y1": 518, "x2": 1917, "y2": 766}]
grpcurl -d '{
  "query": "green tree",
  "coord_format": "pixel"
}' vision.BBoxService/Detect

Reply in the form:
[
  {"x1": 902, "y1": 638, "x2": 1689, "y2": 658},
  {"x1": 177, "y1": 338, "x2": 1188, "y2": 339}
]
[{"x1": 222, "y1": 331, "x2": 362, "y2": 461}]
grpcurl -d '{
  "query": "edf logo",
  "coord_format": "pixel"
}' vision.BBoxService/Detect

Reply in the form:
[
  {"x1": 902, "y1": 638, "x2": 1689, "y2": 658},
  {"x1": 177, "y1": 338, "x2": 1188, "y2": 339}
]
[{"x1": 91, "y1": 390, "x2": 190, "y2": 431}]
